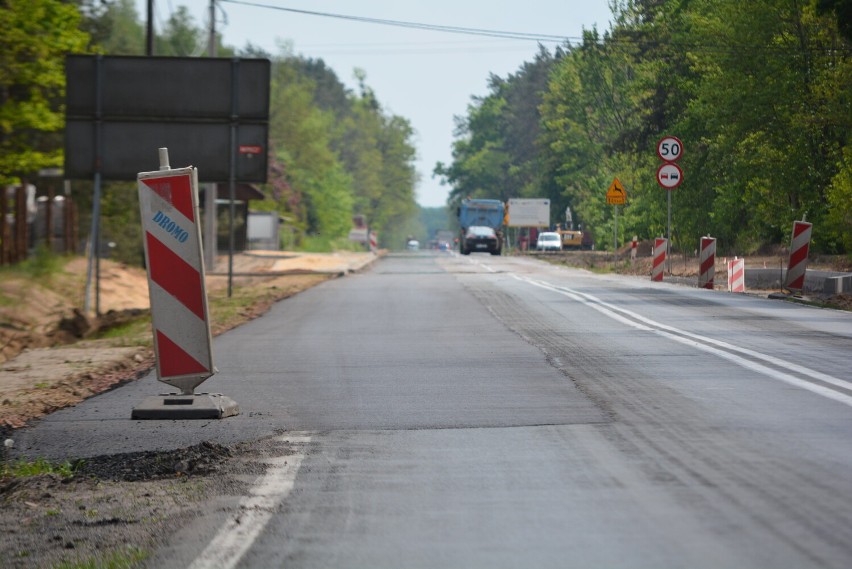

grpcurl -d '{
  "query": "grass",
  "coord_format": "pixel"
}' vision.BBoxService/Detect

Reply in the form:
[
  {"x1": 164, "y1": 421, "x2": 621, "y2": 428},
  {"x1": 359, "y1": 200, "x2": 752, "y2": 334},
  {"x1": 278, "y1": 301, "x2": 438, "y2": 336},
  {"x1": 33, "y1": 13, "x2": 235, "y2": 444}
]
[
  {"x1": 207, "y1": 287, "x2": 262, "y2": 332},
  {"x1": 2, "y1": 457, "x2": 79, "y2": 479},
  {"x1": 298, "y1": 235, "x2": 366, "y2": 253},
  {"x1": 92, "y1": 317, "x2": 152, "y2": 347},
  {"x1": 207, "y1": 274, "x2": 328, "y2": 335},
  {"x1": 0, "y1": 247, "x2": 70, "y2": 281},
  {"x1": 52, "y1": 546, "x2": 148, "y2": 569},
  {"x1": 167, "y1": 478, "x2": 207, "y2": 501}
]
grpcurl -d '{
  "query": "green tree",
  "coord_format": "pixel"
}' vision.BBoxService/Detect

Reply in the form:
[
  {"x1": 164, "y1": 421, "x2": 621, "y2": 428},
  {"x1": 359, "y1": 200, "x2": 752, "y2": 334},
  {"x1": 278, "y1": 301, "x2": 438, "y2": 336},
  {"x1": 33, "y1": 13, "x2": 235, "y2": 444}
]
[
  {"x1": 77, "y1": 0, "x2": 144, "y2": 55},
  {"x1": 268, "y1": 56, "x2": 353, "y2": 246},
  {"x1": 329, "y1": 70, "x2": 418, "y2": 246},
  {"x1": 156, "y1": 6, "x2": 203, "y2": 57},
  {"x1": 0, "y1": 0, "x2": 91, "y2": 185},
  {"x1": 373, "y1": 113, "x2": 419, "y2": 246},
  {"x1": 540, "y1": 29, "x2": 652, "y2": 248},
  {"x1": 679, "y1": 0, "x2": 849, "y2": 252},
  {"x1": 436, "y1": 48, "x2": 563, "y2": 220},
  {"x1": 826, "y1": 146, "x2": 852, "y2": 251}
]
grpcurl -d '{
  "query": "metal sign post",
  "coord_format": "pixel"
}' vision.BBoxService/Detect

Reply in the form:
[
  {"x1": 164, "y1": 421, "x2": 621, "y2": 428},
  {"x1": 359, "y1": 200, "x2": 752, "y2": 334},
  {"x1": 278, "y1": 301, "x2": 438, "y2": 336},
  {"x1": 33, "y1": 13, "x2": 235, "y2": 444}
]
[
  {"x1": 132, "y1": 148, "x2": 239, "y2": 420},
  {"x1": 656, "y1": 137, "x2": 684, "y2": 274}
]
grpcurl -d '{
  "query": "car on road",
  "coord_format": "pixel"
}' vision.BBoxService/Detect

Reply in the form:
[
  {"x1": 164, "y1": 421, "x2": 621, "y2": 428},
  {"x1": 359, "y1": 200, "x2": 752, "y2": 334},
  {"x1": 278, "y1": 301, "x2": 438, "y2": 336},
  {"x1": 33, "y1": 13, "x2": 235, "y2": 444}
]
[
  {"x1": 461, "y1": 226, "x2": 500, "y2": 255},
  {"x1": 536, "y1": 232, "x2": 562, "y2": 251},
  {"x1": 406, "y1": 239, "x2": 420, "y2": 251}
]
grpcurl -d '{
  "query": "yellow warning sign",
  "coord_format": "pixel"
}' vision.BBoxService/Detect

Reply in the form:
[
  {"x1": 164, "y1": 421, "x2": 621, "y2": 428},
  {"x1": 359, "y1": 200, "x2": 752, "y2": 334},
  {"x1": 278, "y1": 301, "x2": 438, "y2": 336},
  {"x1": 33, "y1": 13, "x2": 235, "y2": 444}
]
[{"x1": 606, "y1": 178, "x2": 627, "y2": 205}]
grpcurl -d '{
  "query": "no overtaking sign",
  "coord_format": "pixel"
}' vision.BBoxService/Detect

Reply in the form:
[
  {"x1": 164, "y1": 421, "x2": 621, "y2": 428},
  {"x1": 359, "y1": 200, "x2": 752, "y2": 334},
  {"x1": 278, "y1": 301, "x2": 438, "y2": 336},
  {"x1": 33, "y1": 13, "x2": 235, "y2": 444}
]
[{"x1": 656, "y1": 136, "x2": 684, "y2": 189}]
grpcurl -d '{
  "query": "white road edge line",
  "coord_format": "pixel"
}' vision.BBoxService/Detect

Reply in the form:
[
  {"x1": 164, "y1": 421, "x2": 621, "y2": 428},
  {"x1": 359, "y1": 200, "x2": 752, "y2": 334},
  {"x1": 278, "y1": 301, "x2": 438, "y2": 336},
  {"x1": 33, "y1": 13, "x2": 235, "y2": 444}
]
[
  {"x1": 515, "y1": 275, "x2": 852, "y2": 408},
  {"x1": 187, "y1": 432, "x2": 312, "y2": 569}
]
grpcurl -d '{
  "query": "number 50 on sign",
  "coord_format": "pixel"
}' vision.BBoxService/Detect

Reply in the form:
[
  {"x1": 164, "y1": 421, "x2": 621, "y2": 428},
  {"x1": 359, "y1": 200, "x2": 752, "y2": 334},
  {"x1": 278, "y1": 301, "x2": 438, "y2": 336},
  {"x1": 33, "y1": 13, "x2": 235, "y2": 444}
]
[{"x1": 657, "y1": 136, "x2": 683, "y2": 162}]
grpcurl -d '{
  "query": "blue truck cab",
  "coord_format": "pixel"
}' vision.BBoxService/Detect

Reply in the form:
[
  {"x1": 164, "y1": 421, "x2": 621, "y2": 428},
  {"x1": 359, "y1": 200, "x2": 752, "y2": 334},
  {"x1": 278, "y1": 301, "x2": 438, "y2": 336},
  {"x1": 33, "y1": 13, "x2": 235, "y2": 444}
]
[{"x1": 457, "y1": 198, "x2": 504, "y2": 255}]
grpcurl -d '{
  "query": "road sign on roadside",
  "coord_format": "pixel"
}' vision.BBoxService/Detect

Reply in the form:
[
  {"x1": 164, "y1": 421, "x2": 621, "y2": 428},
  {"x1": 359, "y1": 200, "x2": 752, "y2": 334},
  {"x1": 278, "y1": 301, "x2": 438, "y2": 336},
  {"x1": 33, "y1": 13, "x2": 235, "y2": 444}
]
[
  {"x1": 657, "y1": 163, "x2": 683, "y2": 189},
  {"x1": 784, "y1": 220, "x2": 813, "y2": 292},
  {"x1": 132, "y1": 148, "x2": 238, "y2": 420},
  {"x1": 507, "y1": 198, "x2": 551, "y2": 227},
  {"x1": 657, "y1": 136, "x2": 683, "y2": 162},
  {"x1": 138, "y1": 162, "x2": 214, "y2": 394},
  {"x1": 606, "y1": 178, "x2": 627, "y2": 205}
]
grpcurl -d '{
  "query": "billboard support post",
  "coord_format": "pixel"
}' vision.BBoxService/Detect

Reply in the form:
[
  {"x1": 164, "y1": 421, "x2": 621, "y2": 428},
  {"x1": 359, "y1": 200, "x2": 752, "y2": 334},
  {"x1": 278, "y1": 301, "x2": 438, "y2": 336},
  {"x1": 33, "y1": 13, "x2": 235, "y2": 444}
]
[
  {"x1": 84, "y1": 55, "x2": 103, "y2": 316},
  {"x1": 228, "y1": 59, "x2": 239, "y2": 297}
]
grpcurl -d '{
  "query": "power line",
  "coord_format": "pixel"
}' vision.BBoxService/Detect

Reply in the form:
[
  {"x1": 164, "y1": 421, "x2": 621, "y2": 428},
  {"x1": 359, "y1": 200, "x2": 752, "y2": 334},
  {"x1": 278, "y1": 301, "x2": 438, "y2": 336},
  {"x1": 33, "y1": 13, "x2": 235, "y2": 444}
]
[
  {"x1": 219, "y1": 0, "x2": 578, "y2": 44},
  {"x1": 218, "y1": 0, "x2": 851, "y2": 56}
]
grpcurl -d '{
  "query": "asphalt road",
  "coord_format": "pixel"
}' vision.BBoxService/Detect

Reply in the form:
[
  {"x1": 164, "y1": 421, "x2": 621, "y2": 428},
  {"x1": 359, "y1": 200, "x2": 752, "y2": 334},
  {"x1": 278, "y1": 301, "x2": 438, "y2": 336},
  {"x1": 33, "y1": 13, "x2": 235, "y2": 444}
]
[{"x1": 16, "y1": 252, "x2": 852, "y2": 568}]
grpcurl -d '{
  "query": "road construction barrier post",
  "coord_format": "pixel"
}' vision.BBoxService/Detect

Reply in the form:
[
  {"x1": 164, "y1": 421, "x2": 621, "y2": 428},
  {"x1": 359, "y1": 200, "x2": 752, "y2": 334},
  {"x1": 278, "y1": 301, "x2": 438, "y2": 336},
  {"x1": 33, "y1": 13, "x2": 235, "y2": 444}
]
[
  {"x1": 727, "y1": 257, "x2": 745, "y2": 293},
  {"x1": 132, "y1": 148, "x2": 239, "y2": 420},
  {"x1": 698, "y1": 236, "x2": 716, "y2": 289},
  {"x1": 784, "y1": 220, "x2": 813, "y2": 293},
  {"x1": 369, "y1": 230, "x2": 378, "y2": 252},
  {"x1": 631, "y1": 235, "x2": 638, "y2": 262},
  {"x1": 651, "y1": 238, "x2": 667, "y2": 282}
]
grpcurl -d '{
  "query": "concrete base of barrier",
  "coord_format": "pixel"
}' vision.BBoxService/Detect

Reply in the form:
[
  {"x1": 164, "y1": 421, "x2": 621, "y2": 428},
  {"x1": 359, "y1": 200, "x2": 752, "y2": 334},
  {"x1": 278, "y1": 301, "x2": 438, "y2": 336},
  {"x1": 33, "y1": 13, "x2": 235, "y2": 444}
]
[
  {"x1": 824, "y1": 275, "x2": 852, "y2": 295},
  {"x1": 741, "y1": 269, "x2": 852, "y2": 294},
  {"x1": 131, "y1": 393, "x2": 240, "y2": 420}
]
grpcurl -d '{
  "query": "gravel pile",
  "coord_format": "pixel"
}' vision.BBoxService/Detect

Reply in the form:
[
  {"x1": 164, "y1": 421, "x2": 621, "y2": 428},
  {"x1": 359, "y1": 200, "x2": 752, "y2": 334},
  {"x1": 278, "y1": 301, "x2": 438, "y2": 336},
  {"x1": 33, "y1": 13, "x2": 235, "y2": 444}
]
[{"x1": 73, "y1": 440, "x2": 232, "y2": 481}]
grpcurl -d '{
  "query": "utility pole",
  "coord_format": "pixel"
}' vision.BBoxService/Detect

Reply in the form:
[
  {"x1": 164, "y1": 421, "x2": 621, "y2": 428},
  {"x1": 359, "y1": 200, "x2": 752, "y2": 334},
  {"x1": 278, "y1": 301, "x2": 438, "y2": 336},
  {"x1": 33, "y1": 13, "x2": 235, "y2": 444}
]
[
  {"x1": 146, "y1": 0, "x2": 154, "y2": 56},
  {"x1": 204, "y1": 0, "x2": 219, "y2": 272}
]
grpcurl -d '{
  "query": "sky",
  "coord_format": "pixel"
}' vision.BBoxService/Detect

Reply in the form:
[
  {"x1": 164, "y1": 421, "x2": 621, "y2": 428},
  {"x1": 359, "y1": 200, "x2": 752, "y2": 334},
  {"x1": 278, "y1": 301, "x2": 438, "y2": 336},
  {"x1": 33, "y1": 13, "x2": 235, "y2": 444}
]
[{"x1": 135, "y1": 0, "x2": 614, "y2": 207}]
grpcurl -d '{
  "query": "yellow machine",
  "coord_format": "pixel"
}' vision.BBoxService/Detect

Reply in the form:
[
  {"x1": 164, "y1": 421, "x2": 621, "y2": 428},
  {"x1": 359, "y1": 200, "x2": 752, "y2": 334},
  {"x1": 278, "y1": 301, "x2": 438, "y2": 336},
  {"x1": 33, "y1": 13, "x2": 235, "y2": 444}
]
[{"x1": 558, "y1": 229, "x2": 585, "y2": 250}]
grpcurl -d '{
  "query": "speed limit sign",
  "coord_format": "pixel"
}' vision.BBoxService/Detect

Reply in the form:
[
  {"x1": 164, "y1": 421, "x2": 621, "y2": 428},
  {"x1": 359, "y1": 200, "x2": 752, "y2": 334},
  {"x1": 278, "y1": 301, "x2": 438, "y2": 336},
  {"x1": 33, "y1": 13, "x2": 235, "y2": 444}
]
[{"x1": 657, "y1": 136, "x2": 683, "y2": 162}]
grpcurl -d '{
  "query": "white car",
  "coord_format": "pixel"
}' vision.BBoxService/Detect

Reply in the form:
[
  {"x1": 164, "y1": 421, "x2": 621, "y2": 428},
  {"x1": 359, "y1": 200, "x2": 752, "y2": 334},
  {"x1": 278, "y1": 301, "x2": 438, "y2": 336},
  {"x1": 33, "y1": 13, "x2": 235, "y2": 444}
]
[
  {"x1": 536, "y1": 232, "x2": 562, "y2": 251},
  {"x1": 406, "y1": 239, "x2": 420, "y2": 251}
]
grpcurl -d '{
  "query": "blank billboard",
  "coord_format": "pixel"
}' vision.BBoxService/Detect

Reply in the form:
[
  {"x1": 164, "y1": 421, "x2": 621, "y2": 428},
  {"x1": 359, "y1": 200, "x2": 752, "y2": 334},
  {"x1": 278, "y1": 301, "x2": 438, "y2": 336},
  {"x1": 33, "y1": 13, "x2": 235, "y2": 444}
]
[{"x1": 65, "y1": 55, "x2": 269, "y2": 182}]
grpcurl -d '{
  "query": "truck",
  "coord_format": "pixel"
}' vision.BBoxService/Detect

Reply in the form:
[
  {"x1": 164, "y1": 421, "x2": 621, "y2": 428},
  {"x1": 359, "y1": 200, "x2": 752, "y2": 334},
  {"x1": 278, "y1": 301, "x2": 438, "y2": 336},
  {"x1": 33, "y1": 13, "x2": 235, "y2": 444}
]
[{"x1": 457, "y1": 198, "x2": 505, "y2": 255}]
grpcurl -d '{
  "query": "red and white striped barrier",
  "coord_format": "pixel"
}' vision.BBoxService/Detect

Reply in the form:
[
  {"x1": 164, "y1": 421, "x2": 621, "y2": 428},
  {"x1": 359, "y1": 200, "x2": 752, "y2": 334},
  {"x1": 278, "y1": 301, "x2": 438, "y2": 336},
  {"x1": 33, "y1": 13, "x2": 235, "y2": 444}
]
[
  {"x1": 369, "y1": 230, "x2": 378, "y2": 252},
  {"x1": 727, "y1": 257, "x2": 745, "y2": 293},
  {"x1": 784, "y1": 221, "x2": 812, "y2": 292},
  {"x1": 138, "y1": 157, "x2": 213, "y2": 395},
  {"x1": 698, "y1": 236, "x2": 716, "y2": 289},
  {"x1": 651, "y1": 238, "x2": 667, "y2": 282}
]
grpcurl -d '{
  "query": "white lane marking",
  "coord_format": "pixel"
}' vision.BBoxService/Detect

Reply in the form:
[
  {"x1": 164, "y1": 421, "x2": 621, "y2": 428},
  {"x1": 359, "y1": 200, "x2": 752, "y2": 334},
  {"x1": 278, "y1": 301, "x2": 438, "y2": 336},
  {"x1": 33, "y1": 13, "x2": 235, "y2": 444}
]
[
  {"x1": 515, "y1": 275, "x2": 852, "y2": 408},
  {"x1": 188, "y1": 432, "x2": 311, "y2": 569}
]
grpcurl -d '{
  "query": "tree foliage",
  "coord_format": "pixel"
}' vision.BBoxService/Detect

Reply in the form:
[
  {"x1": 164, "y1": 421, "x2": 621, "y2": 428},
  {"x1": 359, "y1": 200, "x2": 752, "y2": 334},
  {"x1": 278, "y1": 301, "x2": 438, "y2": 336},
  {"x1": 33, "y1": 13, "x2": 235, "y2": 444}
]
[
  {"x1": 438, "y1": 0, "x2": 851, "y2": 254},
  {"x1": 0, "y1": 0, "x2": 91, "y2": 185},
  {"x1": 263, "y1": 55, "x2": 418, "y2": 249},
  {"x1": 2, "y1": 1, "x2": 419, "y2": 259}
]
